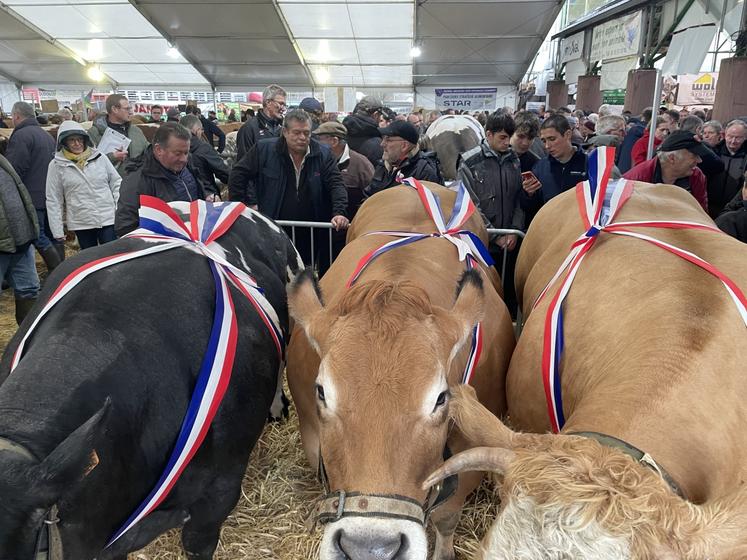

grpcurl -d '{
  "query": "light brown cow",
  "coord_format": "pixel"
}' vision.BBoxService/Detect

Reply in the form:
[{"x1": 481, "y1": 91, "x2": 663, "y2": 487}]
[
  {"x1": 286, "y1": 183, "x2": 515, "y2": 560},
  {"x1": 424, "y1": 182, "x2": 747, "y2": 559}
]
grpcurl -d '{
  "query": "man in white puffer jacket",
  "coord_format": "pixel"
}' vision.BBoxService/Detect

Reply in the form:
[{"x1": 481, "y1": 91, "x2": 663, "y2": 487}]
[{"x1": 46, "y1": 120, "x2": 121, "y2": 250}]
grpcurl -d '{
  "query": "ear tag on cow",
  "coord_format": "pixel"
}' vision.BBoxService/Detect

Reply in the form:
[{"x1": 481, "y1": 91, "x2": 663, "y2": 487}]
[{"x1": 83, "y1": 450, "x2": 100, "y2": 478}]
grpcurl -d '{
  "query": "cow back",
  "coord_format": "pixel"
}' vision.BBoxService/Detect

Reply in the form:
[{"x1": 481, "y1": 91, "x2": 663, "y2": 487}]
[
  {"x1": 424, "y1": 115, "x2": 485, "y2": 181},
  {"x1": 509, "y1": 181, "x2": 747, "y2": 501}
]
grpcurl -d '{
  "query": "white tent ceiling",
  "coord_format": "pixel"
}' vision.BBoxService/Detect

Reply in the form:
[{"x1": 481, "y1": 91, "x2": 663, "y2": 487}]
[{"x1": 0, "y1": 0, "x2": 562, "y2": 90}]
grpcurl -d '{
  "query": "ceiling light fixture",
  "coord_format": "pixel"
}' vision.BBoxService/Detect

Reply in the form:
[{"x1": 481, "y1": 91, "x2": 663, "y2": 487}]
[
  {"x1": 87, "y1": 65, "x2": 104, "y2": 82},
  {"x1": 410, "y1": 46, "x2": 422, "y2": 58},
  {"x1": 167, "y1": 45, "x2": 180, "y2": 59},
  {"x1": 315, "y1": 67, "x2": 330, "y2": 84}
]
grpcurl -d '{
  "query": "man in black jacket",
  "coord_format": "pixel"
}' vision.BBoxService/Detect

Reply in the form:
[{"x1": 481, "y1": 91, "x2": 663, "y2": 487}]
[
  {"x1": 707, "y1": 119, "x2": 747, "y2": 218},
  {"x1": 228, "y1": 109, "x2": 348, "y2": 271},
  {"x1": 236, "y1": 84, "x2": 285, "y2": 160},
  {"x1": 364, "y1": 120, "x2": 442, "y2": 197},
  {"x1": 116, "y1": 123, "x2": 213, "y2": 236},
  {"x1": 343, "y1": 96, "x2": 386, "y2": 166},
  {"x1": 716, "y1": 174, "x2": 747, "y2": 243},
  {"x1": 180, "y1": 115, "x2": 230, "y2": 190},
  {"x1": 192, "y1": 107, "x2": 225, "y2": 154},
  {"x1": 5, "y1": 101, "x2": 60, "y2": 270}
]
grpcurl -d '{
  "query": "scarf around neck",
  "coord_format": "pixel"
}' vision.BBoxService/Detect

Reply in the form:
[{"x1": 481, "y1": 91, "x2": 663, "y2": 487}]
[{"x1": 62, "y1": 147, "x2": 92, "y2": 170}]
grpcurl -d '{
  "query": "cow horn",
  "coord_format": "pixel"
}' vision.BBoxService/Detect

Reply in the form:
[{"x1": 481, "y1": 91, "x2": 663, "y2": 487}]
[{"x1": 422, "y1": 447, "x2": 515, "y2": 490}]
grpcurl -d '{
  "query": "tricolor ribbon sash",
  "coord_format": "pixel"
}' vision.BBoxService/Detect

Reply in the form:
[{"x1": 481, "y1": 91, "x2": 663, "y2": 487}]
[
  {"x1": 535, "y1": 147, "x2": 747, "y2": 434},
  {"x1": 347, "y1": 178, "x2": 494, "y2": 385},
  {"x1": 10, "y1": 196, "x2": 284, "y2": 547}
]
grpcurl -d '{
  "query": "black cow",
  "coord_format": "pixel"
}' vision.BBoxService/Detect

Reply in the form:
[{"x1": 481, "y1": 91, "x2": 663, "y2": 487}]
[{"x1": 0, "y1": 203, "x2": 303, "y2": 559}]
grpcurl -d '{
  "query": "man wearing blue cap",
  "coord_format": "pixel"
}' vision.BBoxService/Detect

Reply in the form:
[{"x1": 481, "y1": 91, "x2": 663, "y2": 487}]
[{"x1": 299, "y1": 97, "x2": 323, "y2": 130}]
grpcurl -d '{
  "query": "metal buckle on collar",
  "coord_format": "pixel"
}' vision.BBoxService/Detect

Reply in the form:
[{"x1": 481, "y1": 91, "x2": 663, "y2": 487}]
[{"x1": 34, "y1": 505, "x2": 61, "y2": 560}]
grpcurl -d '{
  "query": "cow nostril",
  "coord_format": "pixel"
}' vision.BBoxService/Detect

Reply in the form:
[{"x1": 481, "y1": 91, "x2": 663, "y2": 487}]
[{"x1": 337, "y1": 530, "x2": 404, "y2": 560}]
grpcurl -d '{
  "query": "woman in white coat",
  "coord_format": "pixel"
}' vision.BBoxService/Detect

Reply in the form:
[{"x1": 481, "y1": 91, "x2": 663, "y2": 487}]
[{"x1": 46, "y1": 120, "x2": 121, "y2": 250}]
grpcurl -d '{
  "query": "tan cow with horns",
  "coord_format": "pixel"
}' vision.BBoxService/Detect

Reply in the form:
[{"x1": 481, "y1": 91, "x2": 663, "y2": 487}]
[
  {"x1": 424, "y1": 181, "x2": 747, "y2": 559},
  {"x1": 286, "y1": 182, "x2": 515, "y2": 560}
]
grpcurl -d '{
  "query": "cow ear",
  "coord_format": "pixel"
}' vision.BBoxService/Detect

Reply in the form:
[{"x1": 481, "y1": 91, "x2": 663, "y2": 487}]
[
  {"x1": 287, "y1": 268, "x2": 329, "y2": 355},
  {"x1": 34, "y1": 398, "x2": 111, "y2": 503},
  {"x1": 440, "y1": 269, "x2": 485, "y2": 367},
  {"x1": 448, "y1": 384, "x2": 516, "y2": 449}
]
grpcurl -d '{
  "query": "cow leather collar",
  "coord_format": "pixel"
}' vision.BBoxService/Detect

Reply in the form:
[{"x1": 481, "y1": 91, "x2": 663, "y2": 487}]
[
  {"x1": 570, "y1": 431, "x2": 686, "y2": 499},
  {"x1": 0, "y1": 436, "x2": 63, "y2": 560},
  {"x1": 311, "y1": 447, "x2": 458, "y2": 530}
]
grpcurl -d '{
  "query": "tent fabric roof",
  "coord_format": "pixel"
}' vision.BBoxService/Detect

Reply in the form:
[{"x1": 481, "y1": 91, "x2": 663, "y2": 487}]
[{"x1": 0, "y1": 0, "x2": 562, "y2": 89}]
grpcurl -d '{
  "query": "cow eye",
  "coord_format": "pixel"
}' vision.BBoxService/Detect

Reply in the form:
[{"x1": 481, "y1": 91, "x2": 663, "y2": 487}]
[
  {"x1": 316, "y1": 384, "x2": 326, "y2": 403},
  {"x1": 434, "y1": 390, "x2": 449, "y2": 411}
]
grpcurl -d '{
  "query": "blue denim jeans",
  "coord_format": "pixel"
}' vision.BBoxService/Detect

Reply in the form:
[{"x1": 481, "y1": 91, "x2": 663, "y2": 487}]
[
  {"x1": 0, "y1": 245, "x2": 40, "y2": 299},
  {"x1": 32, "y1": 209, "x2": 53, "y2": 251}
]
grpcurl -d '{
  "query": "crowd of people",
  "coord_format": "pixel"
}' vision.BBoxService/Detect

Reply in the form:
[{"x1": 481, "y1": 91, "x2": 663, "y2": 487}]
[{"x1": 0, "y1": 84, "x2": 745, "y2": 323}]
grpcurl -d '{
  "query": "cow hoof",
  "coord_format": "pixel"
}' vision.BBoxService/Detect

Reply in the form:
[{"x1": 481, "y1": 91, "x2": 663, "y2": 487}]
[{"x1": 268, "y1": 392, "x2": 290, "y2": 422}]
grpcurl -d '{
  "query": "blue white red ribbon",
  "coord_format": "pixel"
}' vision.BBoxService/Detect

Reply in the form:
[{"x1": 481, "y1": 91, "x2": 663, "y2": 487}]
[
  {"x1": 534, "y1": 146, "x2": 747, "y2": 434},
  {"x1": 347, "y1": 177, "x2": 493, "y2": 385},
  {"x1": 9, "y1": 196, "x2": 284, "y2": 546}
]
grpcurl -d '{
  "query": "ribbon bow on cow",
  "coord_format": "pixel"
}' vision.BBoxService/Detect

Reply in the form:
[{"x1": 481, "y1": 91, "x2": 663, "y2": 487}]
[
  {"x1": 536, "y1": 146, "x2": 747, "y2": 434},
  {"x1": 346, "y1": 177, "x2": 493, "y2": 385},
  {"x1": 10, "y1": 196, "x2": 284, "y2": 548}
]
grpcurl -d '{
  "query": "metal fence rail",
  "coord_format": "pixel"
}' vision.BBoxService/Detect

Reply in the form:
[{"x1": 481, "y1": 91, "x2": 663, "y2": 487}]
[{"x1": 276, "y1": 220, "x2": 525, "y2": 289}]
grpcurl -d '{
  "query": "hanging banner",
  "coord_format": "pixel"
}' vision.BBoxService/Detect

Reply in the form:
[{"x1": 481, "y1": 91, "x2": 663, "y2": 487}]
[
  {"x1": 435, "y1": 88, "x2": 497, "y2": 110},
  {"x1": 601, "y1": 55, "x2": 637, "y2": 91},
  {"x1": 677, "y1": 73, "x2": 718, "y2": 105},
  {"x1": 590, "y1": 11, "x2": 643, "y2": 62},
  {"x1": 661, "y1": 24, "x2": 717, "y2": 76},
  {"x1": 560, "y1": 31, "x2": 585, "y2": 64}
]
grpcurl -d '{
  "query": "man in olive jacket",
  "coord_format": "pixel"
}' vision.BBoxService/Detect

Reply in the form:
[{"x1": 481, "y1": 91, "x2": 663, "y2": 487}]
[
  {"x1": 5, "y1": 101, "x2": 59, "y2": 270},
  {"x1": 88, "y1": 94, "x2": 149, "y2": 178},
  {"x1": 0, "y1": 154, "x2": 40, "y2": 324}
]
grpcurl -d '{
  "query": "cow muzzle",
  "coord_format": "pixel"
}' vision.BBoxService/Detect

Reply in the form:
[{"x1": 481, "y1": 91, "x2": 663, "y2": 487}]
[{"x1": 320, "y1": 516, "x2": 427, "y2": 560}]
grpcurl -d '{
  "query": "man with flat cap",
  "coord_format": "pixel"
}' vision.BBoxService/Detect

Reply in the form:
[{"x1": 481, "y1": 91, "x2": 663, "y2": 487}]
[
  {"x1": 365, "y1": 120, "x2": 442, "y2": 197},
  {"x1": 623, "y1": 129, "x2": 712, "y2": 212},
  {"x1": 312, "y1": 121, "x2": 374, "y2": 219}
]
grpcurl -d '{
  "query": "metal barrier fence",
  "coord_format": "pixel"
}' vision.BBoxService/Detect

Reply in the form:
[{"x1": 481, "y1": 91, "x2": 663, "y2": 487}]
[{"x1": 276, "y1": 220, "x2": 525, "y2": 288}]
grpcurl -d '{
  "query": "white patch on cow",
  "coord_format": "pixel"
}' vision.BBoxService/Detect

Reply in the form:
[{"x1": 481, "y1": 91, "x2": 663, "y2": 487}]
[
  {"x1": 240, "y1": 206, "x2": 281, "y2": 233},
  {"x1": 316, "y1": 357, "x2": 337, "y2": 413},
  {"x1": 319, "y1": 517, "x2": 428, "y2": 560},
  {"x1": 427, "y1": 114, "x2": 486, "y2": 141},
  {"x1": 233, "y1": 245, "x2": 252, "y2": 274},
  {"x1": 269, "y1": 360, "x2": 286, "y2": 419},
  {"x1": 481, "y1": 493, "x2": 630, "y2": 560},
  {"x1": 421, "y1": 366, "x2": 448, "y2": 417}
]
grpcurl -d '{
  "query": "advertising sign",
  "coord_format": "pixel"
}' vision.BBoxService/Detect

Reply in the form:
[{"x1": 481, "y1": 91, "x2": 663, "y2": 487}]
[
  {"x1": 677, "y1": 73, "x2": 718, "y2": 105},
  {"x1": 590, "y1": 11, "x2": 643, "y2": 62},
  {"x1": 435, "y1": 88, "x2": 497, "y2": 110},
  {"x1": 560, "y1": 31, "x2": 585, "y2": 64}
]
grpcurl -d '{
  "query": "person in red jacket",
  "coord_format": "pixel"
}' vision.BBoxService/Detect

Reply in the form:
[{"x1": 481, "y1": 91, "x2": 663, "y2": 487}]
[
  {"x1": 623, "y1": 130, "x2": 709, "y2": 213},
  {"x1": 630, "y1": 117, "x2": 670, "y2": 166}
]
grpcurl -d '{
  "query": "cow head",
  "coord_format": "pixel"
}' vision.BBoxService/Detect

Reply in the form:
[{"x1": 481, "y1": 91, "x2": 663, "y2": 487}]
[
  {"x1": 0, "y1": 400, "x2": 110, "y2": 557},
  {"x1": 424, "y1": 386, "x2": 747, "y2": 560},
  {"x1": 288, "y1": 269, "x2": 484, "y2": 560}
]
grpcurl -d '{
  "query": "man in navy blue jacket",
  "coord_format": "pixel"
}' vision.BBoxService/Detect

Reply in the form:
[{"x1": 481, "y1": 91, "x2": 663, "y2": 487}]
[
  {"x1": 521, "y1": 115, "x2": 588, "y2": 225},
  {"x1": 228, "y1": 109, "x2": 348, "y2": 271}
]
